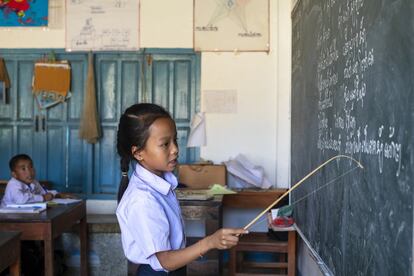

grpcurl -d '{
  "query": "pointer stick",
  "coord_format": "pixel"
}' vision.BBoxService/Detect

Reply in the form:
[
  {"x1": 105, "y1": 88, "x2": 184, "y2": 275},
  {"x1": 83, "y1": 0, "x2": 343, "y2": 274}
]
[{"x1": 243, "y1": 155, "x2": 364, "y2": 230}]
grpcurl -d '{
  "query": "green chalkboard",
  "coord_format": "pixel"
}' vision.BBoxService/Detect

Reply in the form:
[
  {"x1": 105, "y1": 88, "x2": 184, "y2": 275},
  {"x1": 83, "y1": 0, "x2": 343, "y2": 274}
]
[{"x1": 291, "y1": 0, "x2": 414, "y2": 275}]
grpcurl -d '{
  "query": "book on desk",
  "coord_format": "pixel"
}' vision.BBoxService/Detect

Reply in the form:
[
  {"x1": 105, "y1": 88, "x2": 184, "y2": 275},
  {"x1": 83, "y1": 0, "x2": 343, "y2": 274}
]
[
  {"x1": 176, "y1": 184, "x2": 236, "y2": 200},
  {"x1": 176, "y1": 189, "x2": 213, "y2": 200},
  {"x1": 0, "y1": 202, "x2": 47, "y2": 213},
  {"x1": 49, "y1": 198, "x2": 82, "y2": 205}
]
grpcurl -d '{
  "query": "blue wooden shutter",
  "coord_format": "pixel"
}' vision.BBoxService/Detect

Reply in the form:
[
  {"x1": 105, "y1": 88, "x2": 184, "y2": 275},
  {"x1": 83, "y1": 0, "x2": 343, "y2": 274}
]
[
  {"x1": 92, "y1": 53, "x2": 144, "y2": 195},
  {"x1": 92, "y1": 50, "x2": 200, "y2": 197},
  {"x1": 0, "y1": 51, "x2": 89, "y2": 193},
  {"x1": 0, "y1": 49, "x2": 200, "y2": 198}
]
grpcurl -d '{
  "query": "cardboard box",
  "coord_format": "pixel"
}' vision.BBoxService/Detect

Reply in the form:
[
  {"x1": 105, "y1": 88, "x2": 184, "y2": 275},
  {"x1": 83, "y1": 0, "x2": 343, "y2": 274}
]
[{"x1": 177, "y1": 164, "x2": 226, "y2": 189}]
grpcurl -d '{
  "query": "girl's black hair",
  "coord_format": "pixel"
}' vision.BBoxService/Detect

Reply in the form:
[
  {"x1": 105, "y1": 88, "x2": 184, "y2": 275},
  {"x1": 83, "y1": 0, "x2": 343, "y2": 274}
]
[{"x1": 117, "y1": 103, "x2": 172, "y2": 203}]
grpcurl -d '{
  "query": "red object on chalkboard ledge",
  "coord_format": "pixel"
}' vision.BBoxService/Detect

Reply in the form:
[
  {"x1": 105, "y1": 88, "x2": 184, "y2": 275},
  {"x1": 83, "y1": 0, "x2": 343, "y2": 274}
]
[{"x1": 272, "y1": 216, "x2": 295, "y2": 228}]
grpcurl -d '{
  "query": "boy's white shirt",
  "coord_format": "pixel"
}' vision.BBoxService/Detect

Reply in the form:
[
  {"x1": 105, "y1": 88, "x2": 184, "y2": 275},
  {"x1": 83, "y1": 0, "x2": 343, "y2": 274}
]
[{"x1": 1, "y1": 177, "x2": 46, "y2": 206}]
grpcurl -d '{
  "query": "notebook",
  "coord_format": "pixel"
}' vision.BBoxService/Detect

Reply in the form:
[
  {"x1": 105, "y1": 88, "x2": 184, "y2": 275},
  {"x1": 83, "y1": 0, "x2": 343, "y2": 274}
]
[
  {"x1": 6, "y1": 202, "x2": 47, "y2": 209},
  {"x1": 0, "y1": 205, "x2": 47, "y2": 213},
  {"x1": 50, "y1": 198, "x2": 82, "y2": 205}
]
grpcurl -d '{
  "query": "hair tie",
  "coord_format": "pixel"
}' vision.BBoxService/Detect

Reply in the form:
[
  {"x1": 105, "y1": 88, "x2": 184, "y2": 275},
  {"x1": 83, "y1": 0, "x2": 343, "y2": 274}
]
[{"x1": 122, "y1": 172, "x2": 128, "y2": 177}]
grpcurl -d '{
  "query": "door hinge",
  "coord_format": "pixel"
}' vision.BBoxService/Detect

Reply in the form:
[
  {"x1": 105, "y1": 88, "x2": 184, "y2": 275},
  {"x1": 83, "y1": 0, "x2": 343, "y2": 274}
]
[{"x1": 146, "y1": 54, "x2": 152, "y2": 66}]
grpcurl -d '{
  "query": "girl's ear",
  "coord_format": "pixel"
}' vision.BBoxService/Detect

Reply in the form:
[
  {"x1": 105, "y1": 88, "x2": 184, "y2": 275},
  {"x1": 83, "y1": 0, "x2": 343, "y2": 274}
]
[
  {"x1": 131, "y1": 146, "x2": 143, "y2": 161},
  {"x1": 11, "y1": 171, "x2": 17, "y2": 179}
]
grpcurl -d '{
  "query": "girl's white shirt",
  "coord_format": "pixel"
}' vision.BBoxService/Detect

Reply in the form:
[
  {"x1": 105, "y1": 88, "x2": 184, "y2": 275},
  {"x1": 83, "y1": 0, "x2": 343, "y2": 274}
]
[{"x1": 116, "y1": 163, "x2": 185, "y2": 272}]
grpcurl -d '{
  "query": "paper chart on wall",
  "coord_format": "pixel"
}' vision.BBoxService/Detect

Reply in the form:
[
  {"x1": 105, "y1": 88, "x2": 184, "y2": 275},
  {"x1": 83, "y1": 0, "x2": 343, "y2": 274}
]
[
  {"x1": 66, "y1": 0, "x2": 139, "y2": 51},
  {"x1": 202, "y1": 90, "x2": 237, "y2": 113},
  {"x1": 194, "y1": 0, "x2": 269, "y2": 52}
]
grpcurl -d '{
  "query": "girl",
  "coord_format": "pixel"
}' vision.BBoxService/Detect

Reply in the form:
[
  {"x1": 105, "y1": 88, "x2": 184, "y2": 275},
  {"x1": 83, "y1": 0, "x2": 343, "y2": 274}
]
[{"x1": 116, "y1": 103, "x2": 248, "y2": 275}]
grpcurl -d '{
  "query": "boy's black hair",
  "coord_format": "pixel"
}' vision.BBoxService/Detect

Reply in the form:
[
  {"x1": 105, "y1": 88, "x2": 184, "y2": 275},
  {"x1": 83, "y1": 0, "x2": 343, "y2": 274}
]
[
  {"x1": 9, "y1": 154, "x2": 32, "y2": 171},
  {"x1": 116, "y1": 103, "x2": 173, "y2": 202}
]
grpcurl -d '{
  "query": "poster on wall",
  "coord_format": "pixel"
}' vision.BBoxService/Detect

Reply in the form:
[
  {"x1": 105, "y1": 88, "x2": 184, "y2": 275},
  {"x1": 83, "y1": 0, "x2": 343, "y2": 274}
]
[
  {"x1": 194, "y1": 0, "x2": 269, "y2": 52},
  {"x1": 0, "y1": 0, "x2": 48, "y2": 26},
  {"x1": 66, "y1": 0, "x2": 139, "y2": 51}
]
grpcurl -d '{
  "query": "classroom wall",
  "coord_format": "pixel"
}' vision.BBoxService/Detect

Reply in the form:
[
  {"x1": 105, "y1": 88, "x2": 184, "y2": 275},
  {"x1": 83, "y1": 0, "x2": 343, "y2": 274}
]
[
  {"x1": 1, "y1": 2, "x2": 325, "y2": 274},
  {"x1": 0, "y1": 0, "x2": 291, "y2": 189},
  {"x1": 143, "y1": 0, "x2": 292, "y2": 188}
]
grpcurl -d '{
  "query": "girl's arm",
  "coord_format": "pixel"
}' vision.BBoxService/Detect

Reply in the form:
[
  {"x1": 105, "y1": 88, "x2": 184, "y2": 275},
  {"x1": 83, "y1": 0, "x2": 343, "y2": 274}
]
[{"x1": 156, "y1": 228, "x2": 248, "y2": 271}]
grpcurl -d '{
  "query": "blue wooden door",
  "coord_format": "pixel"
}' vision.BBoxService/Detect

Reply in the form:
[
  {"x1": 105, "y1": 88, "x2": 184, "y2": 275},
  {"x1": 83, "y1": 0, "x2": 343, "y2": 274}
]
[
  {"x1": 91, "y1": 53, "x2": 144, "y2": 195},
  {"x1": 0, "y1": 49, "x2": 200, "y2": 198},
  {"x1": 46, "y1": 52, "x2": 89, "y2": 193},
  {"x1": 0, "y1": 57, "x2": 47, "y2": 178},
  {"x1": 0, "y1": 51, "x2": 89, "y2": 193},
  {"x1": 92, "y1": 50, "x2": 200, "y2": 197},
  {"x1": 145, "y1": 51, "x2": 200, "y2": 164}
]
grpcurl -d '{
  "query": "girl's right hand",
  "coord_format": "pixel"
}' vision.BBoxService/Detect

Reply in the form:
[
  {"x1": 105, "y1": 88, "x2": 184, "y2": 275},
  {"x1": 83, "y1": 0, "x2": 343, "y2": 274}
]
[{"x1": 207, "y1": 228, "x2": 249, "y2": 250}]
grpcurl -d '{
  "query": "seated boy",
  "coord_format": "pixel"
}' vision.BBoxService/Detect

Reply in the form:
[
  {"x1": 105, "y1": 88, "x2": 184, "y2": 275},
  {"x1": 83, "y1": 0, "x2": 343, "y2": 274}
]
[{"x1": 1, "y1": 154, "x2": 54, "y2": 206}]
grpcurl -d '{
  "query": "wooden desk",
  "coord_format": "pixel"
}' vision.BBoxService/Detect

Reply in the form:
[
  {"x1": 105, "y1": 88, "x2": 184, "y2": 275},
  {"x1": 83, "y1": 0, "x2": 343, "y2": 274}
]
[
  {"x1": 223, "y1": 189, "x2": 287, "y2": 208},
  {"x1": 179, "y1": 195, "x2": 223, "y2": 276},
  {"x1": 0, "y1": 231, "x2": 21, "y2": 276},
  {"x1": 0, "y1": 201, "x2": 88, "y2": 276}
]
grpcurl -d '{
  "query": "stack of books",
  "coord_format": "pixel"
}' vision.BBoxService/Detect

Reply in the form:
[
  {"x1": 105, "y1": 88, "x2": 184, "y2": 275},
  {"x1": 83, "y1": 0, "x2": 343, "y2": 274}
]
[
  {"x1": 0, "y1": 202, "x2": 47, "y2": 213},
  {"x1": 175, "y1": 189, "x2": 213, "y2": 200}
]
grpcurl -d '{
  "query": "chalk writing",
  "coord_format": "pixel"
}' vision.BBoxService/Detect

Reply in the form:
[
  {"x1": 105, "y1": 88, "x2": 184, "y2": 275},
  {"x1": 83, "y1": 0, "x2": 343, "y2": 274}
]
[
  {"x1": 292, "y1": 0, "x2": 413, "y2": 274},
  {"x1": 315, "y1": 0, "x2": 403, "y2": 177}
]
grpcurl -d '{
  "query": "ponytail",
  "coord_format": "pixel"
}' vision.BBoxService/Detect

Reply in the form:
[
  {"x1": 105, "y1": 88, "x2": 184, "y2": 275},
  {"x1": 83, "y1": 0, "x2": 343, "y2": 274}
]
[
  {"x1": 117, "y1": 156, "x2": 130, "y2": 203},
  {"x1": 117, "y1": 114, "x2": 131, "y2": 203}
]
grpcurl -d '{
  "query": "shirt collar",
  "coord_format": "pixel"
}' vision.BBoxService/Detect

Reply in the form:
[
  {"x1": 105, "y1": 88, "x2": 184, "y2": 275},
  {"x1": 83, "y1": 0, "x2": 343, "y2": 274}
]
[
  {"x1": 134, "y1": 163, "x2": 178, "y2": 195},
  {"x1": 12, "y1": 177, "x2": 32, "y2": 187}
]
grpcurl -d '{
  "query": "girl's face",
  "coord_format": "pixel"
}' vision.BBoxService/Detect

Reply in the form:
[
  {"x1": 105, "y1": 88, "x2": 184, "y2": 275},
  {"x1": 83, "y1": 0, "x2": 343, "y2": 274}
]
[
  {"x1": 135, "y1": 117, "x2": 179, "y2": 177},
  {"x1": 12, "y1": 159, "x2": 36, "y2": 184}
]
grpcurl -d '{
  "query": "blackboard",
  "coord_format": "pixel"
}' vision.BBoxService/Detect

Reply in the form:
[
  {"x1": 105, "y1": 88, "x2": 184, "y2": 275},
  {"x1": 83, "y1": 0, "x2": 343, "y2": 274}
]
[{"x1": 291, "y1": 0, "x2": 414, "y2": 275}]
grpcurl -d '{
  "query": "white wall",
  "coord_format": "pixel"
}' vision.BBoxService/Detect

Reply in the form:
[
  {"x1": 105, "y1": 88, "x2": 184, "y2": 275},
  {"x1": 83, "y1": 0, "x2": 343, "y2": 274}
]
[
  {"x1": 199, "y1": 0, "x2": 291, "y2": 188},
  {"x1": 0, "y1": 0, "x2": 291, "y2": 189},
  {"x1": 144, "y1": 0, "x2": 292, "y2": 189}
]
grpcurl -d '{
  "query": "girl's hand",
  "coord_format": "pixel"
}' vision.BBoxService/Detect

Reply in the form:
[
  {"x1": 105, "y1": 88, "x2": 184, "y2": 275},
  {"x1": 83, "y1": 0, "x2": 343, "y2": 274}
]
[{"x1": 207, "y1": 228, "x2": 249, "y2": 250}]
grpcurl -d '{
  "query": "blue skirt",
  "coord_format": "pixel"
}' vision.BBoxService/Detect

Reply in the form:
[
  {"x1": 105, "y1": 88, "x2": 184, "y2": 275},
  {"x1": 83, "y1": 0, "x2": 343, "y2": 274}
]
[{"x1": 136, "y1": 264, "x2": 186, "y2": 276}]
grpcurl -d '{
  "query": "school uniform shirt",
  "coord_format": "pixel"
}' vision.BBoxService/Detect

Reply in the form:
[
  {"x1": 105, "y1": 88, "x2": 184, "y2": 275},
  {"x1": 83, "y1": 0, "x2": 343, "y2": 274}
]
[
  {"x1": 1, "y1": 177, "x2": 46, "y2": 206},
  {"x1": 116, "y1": 163, "x2": 186, "y2": 272}
]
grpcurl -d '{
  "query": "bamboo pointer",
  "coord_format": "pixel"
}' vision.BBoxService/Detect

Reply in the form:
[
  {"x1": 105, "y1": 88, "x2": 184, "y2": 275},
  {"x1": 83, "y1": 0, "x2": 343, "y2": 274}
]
[{"x1": 243, "y1": 155, "x2": 364, "y2": 230}]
